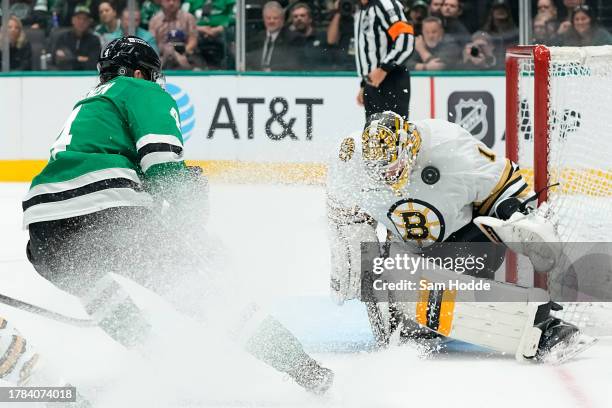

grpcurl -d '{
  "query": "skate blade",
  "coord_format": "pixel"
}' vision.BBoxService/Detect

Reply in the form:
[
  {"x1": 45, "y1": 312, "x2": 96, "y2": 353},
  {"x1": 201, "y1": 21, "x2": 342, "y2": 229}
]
[{"x1": 542, "y1": 333, "x2": 598, "y2": 364}]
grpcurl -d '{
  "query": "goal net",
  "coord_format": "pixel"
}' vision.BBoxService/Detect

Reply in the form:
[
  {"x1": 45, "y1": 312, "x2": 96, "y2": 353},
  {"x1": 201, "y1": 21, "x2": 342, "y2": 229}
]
[{"x1": 505, "y1": 45, "x2": 612, "y2": 336}]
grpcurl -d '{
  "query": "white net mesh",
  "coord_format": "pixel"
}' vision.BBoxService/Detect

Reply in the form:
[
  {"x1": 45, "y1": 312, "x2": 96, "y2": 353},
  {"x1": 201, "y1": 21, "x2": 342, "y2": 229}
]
[
  {"x1": 546, "y1": 47, "x2": 612, "y2": 242},
  {"x1": 514, "y1": 46, "x2": 612, "y2": 336}
]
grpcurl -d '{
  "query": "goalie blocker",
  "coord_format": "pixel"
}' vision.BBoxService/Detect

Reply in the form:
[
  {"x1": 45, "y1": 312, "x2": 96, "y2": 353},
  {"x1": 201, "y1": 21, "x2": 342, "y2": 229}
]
[{"x1": 474, "y1": 199, "x2": 561, "y2": 273}]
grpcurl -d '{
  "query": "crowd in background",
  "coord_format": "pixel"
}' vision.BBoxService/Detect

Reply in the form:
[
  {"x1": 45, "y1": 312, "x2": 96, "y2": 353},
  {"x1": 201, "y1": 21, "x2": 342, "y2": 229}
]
[{"x1": 0, "y1": 0, "x2": 611, "y2": 71}]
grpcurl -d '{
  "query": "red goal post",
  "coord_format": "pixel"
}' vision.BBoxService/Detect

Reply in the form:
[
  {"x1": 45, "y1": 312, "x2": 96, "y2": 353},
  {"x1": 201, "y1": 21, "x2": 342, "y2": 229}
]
[
  {"x1": 506, "y1": 45, "x2": 550, "y2": 204},
  {"x1": 505, "y1": 45, "x2": 550, "y2": 287}
]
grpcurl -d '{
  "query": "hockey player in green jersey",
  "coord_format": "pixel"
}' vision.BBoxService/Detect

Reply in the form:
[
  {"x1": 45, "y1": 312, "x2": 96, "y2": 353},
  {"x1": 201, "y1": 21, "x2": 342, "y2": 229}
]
[{"x1": 23, "y1": 36, "x2": 333, "y2": 394}]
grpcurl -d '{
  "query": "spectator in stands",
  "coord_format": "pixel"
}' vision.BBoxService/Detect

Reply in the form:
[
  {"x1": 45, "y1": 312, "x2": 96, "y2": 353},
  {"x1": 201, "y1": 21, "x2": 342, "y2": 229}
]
[
  {"x1": 558, "y1": 5, "x2": 612, "y2": 46},
  {"x1": 532, "y1": 12, "x2": 558, "y2": 45},
  {"x1": 408, "y1": 0, "x2": 429, "y2": 36},
  {"x1": 245, "y1": 1, "x2": 294, "y2": 71},
  {"x1": 537, "y1": 0, "x2": 559, "y2": 22},
  {"x1": 52, "y1": 5, "x2": 100, "y2": 70},
  {"x1": 459, "y1": 30, "x2": 501, "y2": 70},
  {"x1": 481, "y1": 0, "x2": 517, "y2": 50},
  {"x1": 288, "y1": 2, "x2": 314, "y2": 39},
  {"x1": 561, "y1": 0, "x2": 586, "y2": 18},
  {"x1": 95, "y1": 1, "x2": 121, "y2": 47},
  {"x1": 160, "y1": 29, "x2": 197, "y2": 69},
  {"x1": 23, "y1": 0, "x2": 51, "y2": 32},
  {"x1": 407, "y1": 16, "x2": 458, "y2": 71},
  {"x1": 463, "y1": 1, "x2": 486, "y2": 33},
  {"x1": 111, "y1": 8, "x2": 158, "y2": 52},
  {"x1": 0, "y1": 15, "x2": 32, "y2": 70},
  {"x1": 441, "y1": 0, "x2": 469, "y2": 45},
  {"x1": 182, "y1": 0, "x2": 235, "y2": 69},
  {"x1": 429, "y1": 0, "x2": 443, "y2": 17},
  {"x1": 149, "y1": 0, "x2": 198, "y2": 67},
  {"x1": 5, "y1": 0, "x2": 33, "y2": 25},
  {"x1": 557, "y1": 0, "x2": 586, "y2": 36},
  {"x1": 287, "y1": 2, "x2": 326, "y2": 69},
  {"x1": 52, "y1": 0, "x2": 93, "y2": 27},
  {"x1": 140, "y1": 0, "x2": 162, "y2": 29},
  {"x1": 326, "y1": 0, "x2": 356, "y2": 70}
]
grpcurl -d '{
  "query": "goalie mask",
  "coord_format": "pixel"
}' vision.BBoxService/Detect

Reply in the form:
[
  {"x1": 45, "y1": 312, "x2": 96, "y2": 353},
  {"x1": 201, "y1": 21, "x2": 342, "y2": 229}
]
[{"x1": 361, "y1": 111, "x2": 421, "y2": 190}]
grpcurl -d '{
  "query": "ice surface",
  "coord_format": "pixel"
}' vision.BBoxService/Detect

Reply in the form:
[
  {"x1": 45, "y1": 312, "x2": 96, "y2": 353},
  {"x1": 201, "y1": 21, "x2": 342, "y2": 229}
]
[{"x1": 1, "y1": 182, "x2": 611, "y2": 408}]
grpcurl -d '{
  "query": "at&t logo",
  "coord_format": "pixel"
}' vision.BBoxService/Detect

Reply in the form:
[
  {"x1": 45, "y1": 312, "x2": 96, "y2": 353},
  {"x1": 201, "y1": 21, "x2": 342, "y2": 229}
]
[{"x1": 166, "y1": 83, "x2": 195, "y2": 142}]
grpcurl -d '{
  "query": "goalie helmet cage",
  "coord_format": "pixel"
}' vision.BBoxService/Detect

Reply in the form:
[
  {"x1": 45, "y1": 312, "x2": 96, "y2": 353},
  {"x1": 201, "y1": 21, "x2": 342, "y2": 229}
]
[{"x1": 505, "y1": 45, "x2": 612, "y2": 335}]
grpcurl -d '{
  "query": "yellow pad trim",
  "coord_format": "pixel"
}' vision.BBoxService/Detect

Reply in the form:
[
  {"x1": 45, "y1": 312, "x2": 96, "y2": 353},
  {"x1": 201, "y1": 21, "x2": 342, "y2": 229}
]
[
  {"x1": 437, "y1": 289, "x2": 457, "y2": 336},
  {"x1": 416, "y1": 282, "x2": 429, "y2": 326}
]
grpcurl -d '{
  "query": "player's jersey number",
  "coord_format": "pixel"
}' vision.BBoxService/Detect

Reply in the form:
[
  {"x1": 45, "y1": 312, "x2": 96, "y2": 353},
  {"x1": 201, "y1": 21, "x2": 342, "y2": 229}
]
[
  {"x1": 50, "y1": 83, "x2": 116, "y2": 159},
  {"x1": 50, "y1": 105, "x2": 83, "y2": 159},
  {"x1": 170, "y1": 107, "x2": 181, "y2": 132},
  {"x1": 387, "y1": 199, "x2": 445, "y2": 248}
]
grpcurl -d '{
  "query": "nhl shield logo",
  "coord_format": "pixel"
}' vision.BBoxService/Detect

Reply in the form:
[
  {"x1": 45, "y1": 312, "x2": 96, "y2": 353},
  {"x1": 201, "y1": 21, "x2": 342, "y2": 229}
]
[
  {"x1": 448, "y1": 91, "x2": 495, "y2": 148},
  {"x1": 455, "y1": 98, "x2": 488, "y2": 141}
]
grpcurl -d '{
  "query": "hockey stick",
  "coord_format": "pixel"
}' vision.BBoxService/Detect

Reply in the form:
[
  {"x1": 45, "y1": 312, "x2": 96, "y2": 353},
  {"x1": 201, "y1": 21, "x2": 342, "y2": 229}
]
[{"x1": 0, "y1": 293, "x2": 96, "y2": 327}]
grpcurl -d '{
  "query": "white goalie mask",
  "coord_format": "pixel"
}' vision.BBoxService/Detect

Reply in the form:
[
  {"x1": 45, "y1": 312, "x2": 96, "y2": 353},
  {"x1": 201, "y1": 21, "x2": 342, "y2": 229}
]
[{"x1": 361, "y1": 111, "x2": 421, "y2": 191}]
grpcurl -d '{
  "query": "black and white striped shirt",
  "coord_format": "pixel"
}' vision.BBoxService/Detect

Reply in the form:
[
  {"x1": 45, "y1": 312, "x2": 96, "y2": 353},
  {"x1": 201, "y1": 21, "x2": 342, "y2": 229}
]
[{"x1": 353, "y1": 0, "x2": 415, "y2": 79}]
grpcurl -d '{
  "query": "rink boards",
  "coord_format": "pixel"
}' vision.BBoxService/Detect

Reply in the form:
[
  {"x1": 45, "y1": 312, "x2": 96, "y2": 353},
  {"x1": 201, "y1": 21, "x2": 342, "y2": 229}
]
[{"x1": 0, "y1": 72, "x2": 507, "y2": 183}]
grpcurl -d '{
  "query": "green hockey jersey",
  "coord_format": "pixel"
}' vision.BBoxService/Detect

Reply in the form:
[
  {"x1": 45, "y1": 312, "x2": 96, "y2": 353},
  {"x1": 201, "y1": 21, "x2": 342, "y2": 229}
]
[{"x1": 23, "y1": 76, "x2": 188, "y2": 228}]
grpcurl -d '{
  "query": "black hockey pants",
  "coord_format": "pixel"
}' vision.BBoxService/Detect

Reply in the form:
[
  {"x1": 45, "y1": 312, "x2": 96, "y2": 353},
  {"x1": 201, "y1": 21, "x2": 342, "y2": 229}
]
[{"x1": 26, "y1": 206, "x2": 210, "y2": 346}]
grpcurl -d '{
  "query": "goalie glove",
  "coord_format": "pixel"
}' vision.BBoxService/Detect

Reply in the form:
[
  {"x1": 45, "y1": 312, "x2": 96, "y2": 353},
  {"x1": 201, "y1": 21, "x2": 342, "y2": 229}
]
[
  {"x1": 474, "y1": 202, "x2": 561, "y2": 273},
  {"x1": 327, "y1": 196, "x2": 377, "y2": 303},
  {"x1": 157, "y1": 165, "x2": 210, "y2": 228}
]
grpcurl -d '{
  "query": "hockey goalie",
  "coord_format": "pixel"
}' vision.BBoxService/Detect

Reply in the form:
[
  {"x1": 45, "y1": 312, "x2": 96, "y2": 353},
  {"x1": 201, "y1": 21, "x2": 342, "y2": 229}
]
[{"x1": 326, "y1": 111, "x2": 595, "y2": 363}]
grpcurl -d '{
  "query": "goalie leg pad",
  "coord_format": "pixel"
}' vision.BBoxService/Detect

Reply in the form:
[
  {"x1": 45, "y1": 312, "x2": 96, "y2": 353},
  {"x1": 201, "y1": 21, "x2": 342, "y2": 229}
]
[
  {"x1": 386, "y1": 264, "x2": 550, "y2": 360},
  {"x1": 0, "y1": 318, "x2": 40, "y2": 385}
]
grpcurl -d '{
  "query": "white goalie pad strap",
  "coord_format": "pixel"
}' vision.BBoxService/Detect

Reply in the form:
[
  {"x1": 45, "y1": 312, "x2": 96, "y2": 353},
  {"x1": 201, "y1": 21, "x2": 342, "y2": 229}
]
[
  {"x1": 474, "y1": 208, "x2": 561, "y2": 273},
  {"x1": 391, "y1": 266, "x2": 549, "y2": 360},
  {"x1": 0, "y1": 317, "x2": 40, "y2": 385},
  {"x1": 327, "y1": 197, "x2": 377, "y2": 304}
]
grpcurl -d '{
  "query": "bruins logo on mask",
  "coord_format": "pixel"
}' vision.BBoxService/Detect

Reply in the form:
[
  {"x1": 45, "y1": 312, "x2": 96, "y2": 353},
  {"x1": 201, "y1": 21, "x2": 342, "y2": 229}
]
[{"x1": 339, "y1": 137, "x2": 355, "y2": 162}]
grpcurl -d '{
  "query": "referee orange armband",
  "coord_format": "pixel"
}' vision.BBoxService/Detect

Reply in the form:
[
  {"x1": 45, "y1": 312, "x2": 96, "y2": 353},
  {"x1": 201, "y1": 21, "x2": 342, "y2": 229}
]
[{"x1": 387, "y1": 21, "x2": 414, "y2": 41}]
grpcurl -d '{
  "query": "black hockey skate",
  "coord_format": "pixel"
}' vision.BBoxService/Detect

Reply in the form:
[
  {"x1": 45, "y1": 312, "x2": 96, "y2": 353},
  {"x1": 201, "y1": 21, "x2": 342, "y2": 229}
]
[
  {"x1": 290, "y1": 359, "x2": 334, "y2": 395},
  {"x1": 533, "y1": 317, "x2": 597, "y2": 363}
]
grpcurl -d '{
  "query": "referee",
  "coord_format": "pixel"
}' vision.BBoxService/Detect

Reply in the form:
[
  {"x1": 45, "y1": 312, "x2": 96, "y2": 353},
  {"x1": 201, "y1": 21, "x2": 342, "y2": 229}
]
[{"x1": 354, "y1": 0, "x2": 415, "y2": 120}]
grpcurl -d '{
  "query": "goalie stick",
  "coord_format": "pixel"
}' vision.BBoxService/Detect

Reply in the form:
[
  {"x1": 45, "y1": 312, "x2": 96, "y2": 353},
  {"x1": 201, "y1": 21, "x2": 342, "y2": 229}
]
[{"x1": 0, "y1": 293, "x2": 95, "y2": 327}]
